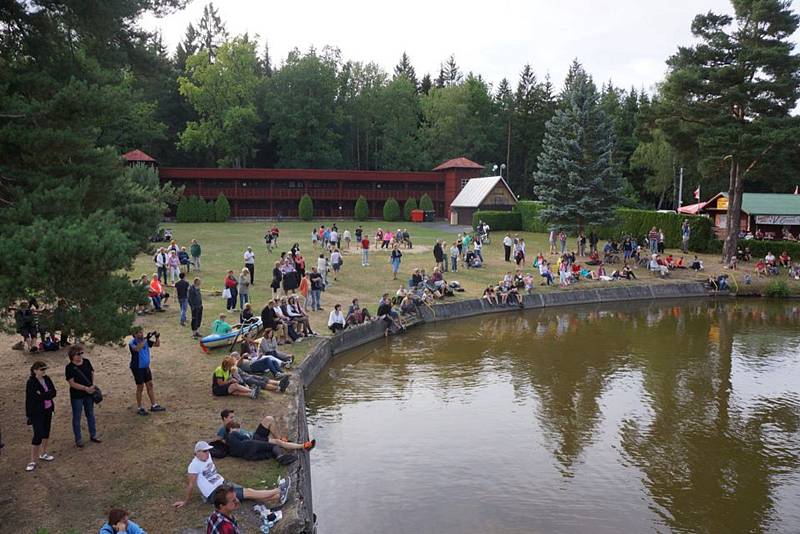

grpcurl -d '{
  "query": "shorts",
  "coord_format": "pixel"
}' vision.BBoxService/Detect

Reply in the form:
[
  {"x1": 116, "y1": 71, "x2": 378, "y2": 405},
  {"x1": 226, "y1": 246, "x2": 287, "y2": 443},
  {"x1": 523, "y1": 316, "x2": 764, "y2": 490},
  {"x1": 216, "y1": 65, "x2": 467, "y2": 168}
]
[
  {"x1": 254, "y1": 423, "x2": 270, "y2": 441},
  {"x1": 332, "y1": 264, "x2": 340, "y2": 272},
  {"x1": 131, "y1": 367, "x2": 153, "y2": 385},
  {"x1": 205, "y1": 483, "x2": 244, "y2": 504},
  {"x1": 212, "y1": 384, "x2": 230, "y2": 396},
  {"x1": 31, "y1": 412, "x2": 53, "y2": 445}
]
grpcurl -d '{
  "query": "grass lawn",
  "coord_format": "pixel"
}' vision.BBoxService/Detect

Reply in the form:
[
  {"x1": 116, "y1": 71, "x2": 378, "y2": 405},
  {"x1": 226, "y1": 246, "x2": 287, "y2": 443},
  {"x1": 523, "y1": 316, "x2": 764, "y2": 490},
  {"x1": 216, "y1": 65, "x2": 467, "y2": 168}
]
[{"x1": 3, "y1": 219, "x2": 796, "y2": 534}]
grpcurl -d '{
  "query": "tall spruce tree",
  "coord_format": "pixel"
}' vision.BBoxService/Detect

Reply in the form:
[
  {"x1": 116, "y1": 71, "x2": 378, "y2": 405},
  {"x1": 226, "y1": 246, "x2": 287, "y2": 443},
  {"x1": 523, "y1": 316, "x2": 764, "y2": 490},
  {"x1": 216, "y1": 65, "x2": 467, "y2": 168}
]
[
  {"x1": 442, "y1": 54, "x2": 463, "y2": 86},
  {"x1": 534, "y1": 64, "x2": 623, "y2": 229},
  {"x1": 660, "y1": 0, "x2": 800, "y2": 263},
  {"x1": 175, "y1": 23, "x2": 200, "y2": 71},
  {"x1": 393, "y1": 52, "x2": 418, "y2": 89},
  {"x1": 197, "y1": 2, "x2": 228, "y2": 62},
  {"x1": 419, "y1": 73, "x2": 433, "y2": 95}
]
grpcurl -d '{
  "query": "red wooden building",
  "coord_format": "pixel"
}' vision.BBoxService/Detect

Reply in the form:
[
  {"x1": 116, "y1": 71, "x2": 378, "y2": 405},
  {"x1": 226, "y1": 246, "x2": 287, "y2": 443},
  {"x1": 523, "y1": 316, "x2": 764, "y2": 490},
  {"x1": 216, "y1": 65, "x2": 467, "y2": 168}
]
[{"x1": 123, "y1": 150, "x2": 484, "y2": 219}]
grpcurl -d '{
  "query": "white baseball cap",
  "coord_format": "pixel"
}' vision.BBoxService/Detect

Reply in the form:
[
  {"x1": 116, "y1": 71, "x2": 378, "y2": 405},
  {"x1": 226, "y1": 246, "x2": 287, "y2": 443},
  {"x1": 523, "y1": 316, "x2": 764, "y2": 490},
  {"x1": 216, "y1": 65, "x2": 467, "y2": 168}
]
[{"x1": 194, "y1": 440, "x2": 214, "y2": 453}]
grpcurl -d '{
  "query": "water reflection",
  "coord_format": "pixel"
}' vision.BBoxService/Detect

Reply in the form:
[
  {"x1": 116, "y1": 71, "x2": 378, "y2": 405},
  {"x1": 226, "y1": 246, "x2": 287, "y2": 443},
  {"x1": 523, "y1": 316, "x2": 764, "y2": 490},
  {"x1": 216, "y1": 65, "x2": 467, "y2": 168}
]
[{"x1": 307, "y1": 300, "x2": 800, "y2": 534}]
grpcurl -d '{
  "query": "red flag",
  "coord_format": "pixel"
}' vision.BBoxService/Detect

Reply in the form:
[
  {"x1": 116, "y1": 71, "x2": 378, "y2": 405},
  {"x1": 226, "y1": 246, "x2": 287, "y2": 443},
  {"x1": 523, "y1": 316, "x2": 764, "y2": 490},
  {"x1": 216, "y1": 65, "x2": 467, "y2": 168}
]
[{"x1": 693, "y1": 186, "x2": 700, "y2": 200}]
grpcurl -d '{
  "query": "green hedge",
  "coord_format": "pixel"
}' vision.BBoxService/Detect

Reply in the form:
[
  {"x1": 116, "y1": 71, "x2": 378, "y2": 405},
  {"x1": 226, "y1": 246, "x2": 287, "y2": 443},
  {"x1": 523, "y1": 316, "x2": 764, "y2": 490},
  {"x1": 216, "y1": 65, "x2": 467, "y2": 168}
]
[
  {"x1": 298, "y1": 194, "x2": 314, "y2": 221},
  {"x1": 515, "y1": 201, "x2": 548, "y2": 233},
  {"x1": 601, "y1": 209, "x2": 715, "y2": 252},
  {"x1": 419, "y1": 193, "x2": 434, "y2": 212},
  {"x1": 214, "y1": 193, "x2": 231, "y2": 222},
  {"x1": 471, "y1": 210, "x2": 522, "y2": 231},
  {"x1": 740, "y1": 240, "x2": 800, "y2": 259},
  {"x1": 354, "y1": 196, "x2": 369, "y2": 220},
  {"x1": 383, "y1": 197, "x2": 401, "y2": 221},
  {"x1": 403, "y1": 197, "x2": 417, "y2": 221}
]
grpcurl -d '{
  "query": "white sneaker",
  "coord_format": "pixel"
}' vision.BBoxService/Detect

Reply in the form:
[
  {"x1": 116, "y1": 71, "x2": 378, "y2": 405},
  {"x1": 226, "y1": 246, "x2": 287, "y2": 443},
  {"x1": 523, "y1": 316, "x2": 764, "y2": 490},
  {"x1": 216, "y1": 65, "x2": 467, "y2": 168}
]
[
  {"x1": 26, "y1": 462, "x2": 36, "y2": 472},
  {"x1": 39, "y1": 453, "x2": 55, "y2": 461}
]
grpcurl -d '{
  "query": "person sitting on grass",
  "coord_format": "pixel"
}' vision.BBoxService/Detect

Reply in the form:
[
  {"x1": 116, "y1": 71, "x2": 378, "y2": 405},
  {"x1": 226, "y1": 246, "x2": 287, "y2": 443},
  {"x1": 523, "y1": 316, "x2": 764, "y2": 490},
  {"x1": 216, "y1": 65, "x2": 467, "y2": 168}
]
[
  {"x1": 789, "y1": 262, "x2": 800, "y2": 280},
  {"x1": 665, "y1": 254, "x2": 676, "y2": 269},
  {"x1": 765, "y1": 251, "x2": 776, "y2": 267},
  {"x1": 779, "y1": 250, "x2": 791, "y2": 267},
  {"x1": 229, "y1": 353, "x2": 289, "y2": 394},
  {"x1": 755, "y1": 259, "x2": 768, "y2": 277},
  {"x1": 586, "y1": 249, "x2": 602, "y2": 266},
  {"x1": 173, "y1": 441, "x2": 290, "y2": 510},
  {"x1": 212, "y1": 314, "x2": 232, "y2": 336},
  {"x1": 217, "y1": 410, "x2": 315, "y2": 454},
  {"x1": 98, "y1": 508, "x2": 147, "y2": 534},
  {"x1": 346, "y1": 299, "x2": 372, "y2": 326},
  {"x1": 285, "y1": 296, "x2": 316, "y2": 336},
  {"x1": 539, "y1": 260, "x2": 554, "y2": 286},
  {"x1": 212, "y1": 356, "x2": 260, "y2": 399},
  {"x1": 523, "y1": 273, "x2": 535, "y2": 294},
  {"x1": 621, "y1": 263, "x2": 637, "y2": 280},
  {"x1": 328, "y1": 304, "x2": 346, "y2": 333},
  {"x1": 690, "y1": 256, "x2": 703, "y2": 271}
]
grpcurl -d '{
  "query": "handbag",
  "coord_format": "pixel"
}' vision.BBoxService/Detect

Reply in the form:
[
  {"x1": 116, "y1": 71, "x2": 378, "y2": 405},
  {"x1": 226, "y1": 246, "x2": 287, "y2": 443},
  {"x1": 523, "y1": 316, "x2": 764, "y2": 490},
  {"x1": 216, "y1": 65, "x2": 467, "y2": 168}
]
[
  {"x1": 222, "y1": 288, "x2": 232, "y2": 299},
  {"x1": 70, "y1": 364, "x2": 103, "y2": 404}
]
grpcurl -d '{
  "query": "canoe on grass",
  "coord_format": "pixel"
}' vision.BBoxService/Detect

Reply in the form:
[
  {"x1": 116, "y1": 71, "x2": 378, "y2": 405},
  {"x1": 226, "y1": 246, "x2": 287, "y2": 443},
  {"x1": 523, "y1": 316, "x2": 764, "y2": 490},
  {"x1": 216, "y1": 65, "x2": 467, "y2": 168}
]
[{"x1": 200, "y1": 318, "x2": 262, "y2": 352}]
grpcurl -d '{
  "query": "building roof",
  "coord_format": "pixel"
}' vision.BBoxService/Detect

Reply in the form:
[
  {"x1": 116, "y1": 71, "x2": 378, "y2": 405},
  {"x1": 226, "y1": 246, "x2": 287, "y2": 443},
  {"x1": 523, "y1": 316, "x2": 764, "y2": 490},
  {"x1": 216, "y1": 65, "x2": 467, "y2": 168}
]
[
  {"x1": 678, "y1": 201, "x2": 707, "y2": 215},
  {"x1": 432, "y1": 157, "x2": 484, "y2": 171},
  {"x1": 705, "y1": 192, "x2": 800, "y2": 215},
  {"x1": 122, "y1": 149, "x2": 156, "y2": 163},
  {"x1": 450, "y1": 176, "x2": 517, "y2": 208}
]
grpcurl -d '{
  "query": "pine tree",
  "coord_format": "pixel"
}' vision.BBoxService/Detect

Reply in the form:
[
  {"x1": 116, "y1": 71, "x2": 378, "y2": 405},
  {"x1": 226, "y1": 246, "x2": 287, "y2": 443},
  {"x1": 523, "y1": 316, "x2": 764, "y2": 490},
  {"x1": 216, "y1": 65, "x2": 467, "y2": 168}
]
[
  {"x1": 298, "y1": 194, "x2": 314, "y2": 220},
  {"x1": 403, "y1": 197, "x2": 418, "y2": 221},
  {"x1": 260, "y1": 40, "x2": 273, "y2": 77},
  {"x1": 354, "y1": 195, "x2": 369, "y2": 220},
  {"x1": 383, "y1": 197, "x2": 401, "y2": 221},
  {"x1": 175, "y1": 23, "x2": 200, "y2": 71},
  {"x1": 534, "y1": 65, "x2": 623, "y2": 229},
  {"x1": 419, "y1": 74, "x2": 433, "y2": 95},
  {"x1": 214, "y1": 193, "x2": 231, "y2": 221},
  {"x1": 176, "y1": 196, "x2": 190, "y2": 222},
  {"x1": 442, "y1": 54, "x2": 462, "y2": 86},
  {"x1": 393, "y1": 52, "x2": 418, "y2": 89},
  {"x1": 197, "y1": 2, "x2": 228, "y2": 62},
  {"x1": 419, "y1": 193, "x2": 434, "y2": 212}
]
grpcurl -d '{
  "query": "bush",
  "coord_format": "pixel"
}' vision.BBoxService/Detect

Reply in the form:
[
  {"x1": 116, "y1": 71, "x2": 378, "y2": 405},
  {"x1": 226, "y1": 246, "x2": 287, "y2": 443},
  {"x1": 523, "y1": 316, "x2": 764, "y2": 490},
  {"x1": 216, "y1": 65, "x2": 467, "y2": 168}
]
[
  {"x1": 298, "y1": 194, "x2": 314, "y2": 221},
  {"x1": 383, "y1": 197, "x2": 401, "y2": 221},
  {"x1": 214, "y1": 193, "x2": 231, "y2": 222},
  {"x1": 597, "y1": 209, "x2": 717, "y2": 252},
  {"x1": 515, "y1": 200, "x2": 548, "y2": 233},
  {"x1": 419, "y1": 193, "x2": 434, "y2": 212},
  {"x1": 739, "y1": 240, "x2": 800, "y2": 261},
  {"x1": 471, "y1": 210, "x2": 522, "y2": 230},
  {"x1": 354, "y1": 195, "x2": 369, "y2": 220},
  {"x1": 764, "y1": 280, "x2": 790, "y2": 298},
  {"x1": 403, "y1": 197, "x2": 418, "y2": 221},
  {"x1": 186, "y1": 196, "x2": 205, "y2": 222},
  {"x1": 176, "y1": 196, "x2": 190, "y2": 222}
]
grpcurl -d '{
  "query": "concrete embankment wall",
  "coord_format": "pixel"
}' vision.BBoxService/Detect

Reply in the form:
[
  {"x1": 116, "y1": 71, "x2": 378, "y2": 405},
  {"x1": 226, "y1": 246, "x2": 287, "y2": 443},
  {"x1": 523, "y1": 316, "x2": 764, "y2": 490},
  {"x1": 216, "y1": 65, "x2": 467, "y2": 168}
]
[{"x1": 282, "y1": 282, "x2": 709, "y2": 533}]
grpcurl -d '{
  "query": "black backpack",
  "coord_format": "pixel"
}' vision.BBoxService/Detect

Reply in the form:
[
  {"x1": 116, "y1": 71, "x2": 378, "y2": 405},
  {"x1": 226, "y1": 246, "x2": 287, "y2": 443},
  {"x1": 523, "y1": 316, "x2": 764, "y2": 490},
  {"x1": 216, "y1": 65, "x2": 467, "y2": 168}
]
[{"x1": 209, "y1": 439, "x2": 229, "y2": 459}]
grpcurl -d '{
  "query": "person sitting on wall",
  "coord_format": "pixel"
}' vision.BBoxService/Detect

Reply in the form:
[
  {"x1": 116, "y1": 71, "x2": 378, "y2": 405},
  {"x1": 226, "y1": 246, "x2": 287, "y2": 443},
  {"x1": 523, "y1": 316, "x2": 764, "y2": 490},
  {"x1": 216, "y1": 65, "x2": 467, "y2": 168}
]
[
  {"x1": 377, "y1": 293, "x2": 404, "y2": 335},
  {"x1": 779, "y1": 250, "x2": 791, "y2": 267},
  {"x1": 765, "y1": 251, "x2": 777, "y2": 266},
  {"x1": 327, "y1": 304, "x2": 346, "y2": 334},
  {"x1": 346, "y1": 298, "x2": 371, "y2": 326}
]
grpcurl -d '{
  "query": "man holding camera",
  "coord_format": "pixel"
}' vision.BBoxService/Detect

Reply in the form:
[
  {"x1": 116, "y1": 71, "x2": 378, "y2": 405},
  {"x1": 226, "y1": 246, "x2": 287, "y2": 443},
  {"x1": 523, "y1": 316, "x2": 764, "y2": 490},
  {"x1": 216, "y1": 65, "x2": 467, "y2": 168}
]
[{"x1": 128, "y1": 327, "x2": 166, "y2": 416}]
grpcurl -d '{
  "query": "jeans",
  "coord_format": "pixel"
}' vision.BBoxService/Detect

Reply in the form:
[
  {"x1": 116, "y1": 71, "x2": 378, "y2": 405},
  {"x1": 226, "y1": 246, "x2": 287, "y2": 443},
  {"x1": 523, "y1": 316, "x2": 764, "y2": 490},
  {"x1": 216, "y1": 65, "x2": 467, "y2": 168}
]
[
  {"x1": 560, "y1": 241, "x2": 566, "y2": 253},
  {"x1": 226, "y1": 287, "x2": 238, "y2": 310},
  {"x1": 192, "y1": 256, "x2": 201, "y2": 272},
  {"x1": 249, "y1": 356, "x2": 283, "y2": 376},
  {"x1": 311, "y1": 289, "x2": 321, "y2": 310},
  {"x1": 451, "y1": 256, "x2": 458, "y2": 271},
  {"x1": 179, "y1": 297, "x2": 187, "y2": 324},
  {"x1": 71, "y1": 396, "x2": 96, "y2": 442},
  {"x1": 239, "y1": 292, "x2": 249, "y2": 309},
  {"x1": 151, "y1": 295, "x2": 162, "y2": 310},
  {"x1": 649, "y1": 239, "x2": 658, "y2": 254},
  {"x1": 157, "y1": 266, "x2": 167, "y2": 285},
  {"x1": 362, "y1": 249, "x2": 369, "y2": 265}
]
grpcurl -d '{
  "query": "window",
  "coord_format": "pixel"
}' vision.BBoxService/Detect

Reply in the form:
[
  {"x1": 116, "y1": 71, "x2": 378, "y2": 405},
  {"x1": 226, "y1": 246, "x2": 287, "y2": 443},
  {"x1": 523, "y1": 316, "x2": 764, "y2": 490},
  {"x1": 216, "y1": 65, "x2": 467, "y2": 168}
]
[{"x1": 461, "y1": 178, "x2": 470, "y2": 189}]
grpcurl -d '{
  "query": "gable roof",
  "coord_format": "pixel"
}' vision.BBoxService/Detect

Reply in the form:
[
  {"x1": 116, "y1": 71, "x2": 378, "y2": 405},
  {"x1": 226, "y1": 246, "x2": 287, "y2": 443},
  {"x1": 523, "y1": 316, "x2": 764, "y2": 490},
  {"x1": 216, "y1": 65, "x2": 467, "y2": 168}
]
[
  {"x1": 706, "y1": 192, "x2": 800, "y2": 215},
  {"x1": 433, "y1": 157, "x2": 484, "y2": 171},
  {"x1": 122, "y1": 149, "x2": 156, "y2": 163},
  {"x1": 450, "y1": 176, "x2": 517, "y2": 208}
]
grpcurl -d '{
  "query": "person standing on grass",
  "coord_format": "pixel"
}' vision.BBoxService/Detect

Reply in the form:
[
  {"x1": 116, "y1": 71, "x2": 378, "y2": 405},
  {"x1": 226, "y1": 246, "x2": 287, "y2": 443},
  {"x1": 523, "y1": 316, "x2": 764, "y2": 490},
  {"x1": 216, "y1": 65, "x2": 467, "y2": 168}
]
[
  {"x1": 173, "y1": 441, "x2": 289, "y2": 510},
  {"x1": 189, "y1": 277, "x2": 203, "y2": 339},
  {"x1": 237, "y1": 268, "x2": 250, "y2": 310},
  {"x1": 309, "y1": 267, "x2": 324, "y2": 311},
  {"x1": 503, "y1": 233, "x2": 513, "y2": 262},
  {"x1": 25, "y1": 361, "x2": 56, "y2": 472},
  {"x1": 175, "y1": 272, "x2": 190, "y2": 327},
  {"x1": 154, "y1": 247, "x2": 168, "y2": 285},
  {"x1": 681, "y1": 220, "x2": 691, "y2": 254},
  {"x1": 243, "y1": 247, "x2": 255, "y2": 286},
  {"x1": 224, "y1": 270, "x2": 238, "y2": 311},
  {"x1": 343, "y1": 228, "x2": 351, "y2": 250},
  {"x1": 190, "y1": 239, "x2": 202, "y2": 272},
  {"x1": 355, "y1": 225, "x2": 363, "y2": 246},
  {"x1": 433, "y1": 240, "x2": 444, "y2": 271},
  {"x1": 648, "y1": 226, "x2": 659, "y2": 255},
  {"x1": 270, "y1": 260, "x2": 283, "y2": 300},
  {"x1": 317, "y1": 253, "x2": 329, "y2": 286},
  {"x1": 589, "y1": 230, "x2": 599, "y2": 253},
  {"x1": 450, "y1": 241, "x2": 459, "y2": 272},
  {"x1": 330, "y1": 248, "x2": 343, "y2": 281},
  {"x1": 361, "y1": 235, "x2": 370, "y2": 266},
  {"x1": 558, "y1": 229, "x2": 567, "y2": 254},
  {"x1": 167, "y1": 250, "x2": 180, "y2": 285},
  {"x1": 65, "y1": 345, "x2": 99, "y2": 448},
  {"x1": 128, "y1": 327, "x2": 166, "y2": 416},
  {"x1": 330, "y1": 228, "x2": 339, "y2": 250},
  {"x1": 390, "y1": 244, "x2": 403, "y2": 280}
]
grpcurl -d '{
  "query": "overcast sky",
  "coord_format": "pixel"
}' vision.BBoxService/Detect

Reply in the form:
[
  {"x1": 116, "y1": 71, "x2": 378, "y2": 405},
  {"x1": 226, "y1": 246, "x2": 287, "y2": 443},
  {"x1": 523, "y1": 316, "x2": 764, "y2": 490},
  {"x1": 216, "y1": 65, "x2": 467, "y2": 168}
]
[{"x1": 141, "y1": 0, "x2": 799, "y2": 93}]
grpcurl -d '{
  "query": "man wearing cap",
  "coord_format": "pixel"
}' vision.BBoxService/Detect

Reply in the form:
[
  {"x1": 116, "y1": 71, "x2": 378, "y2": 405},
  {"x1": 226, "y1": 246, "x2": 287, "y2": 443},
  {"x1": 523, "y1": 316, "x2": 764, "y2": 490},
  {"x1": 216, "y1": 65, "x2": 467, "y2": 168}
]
[
  {"x1": 244, "y1": 247, "x2": 255, "y2": 286},
  {"x1": 173, "y1": 441, "x2": 290, "y2": 509}
]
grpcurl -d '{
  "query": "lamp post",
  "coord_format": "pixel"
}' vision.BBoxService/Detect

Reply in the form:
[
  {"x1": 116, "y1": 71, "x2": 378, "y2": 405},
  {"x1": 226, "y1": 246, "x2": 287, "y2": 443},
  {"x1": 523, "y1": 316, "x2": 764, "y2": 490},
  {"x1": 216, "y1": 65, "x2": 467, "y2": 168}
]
[{"x1": 493, "y1": 163, "x2": 507, "y2": 177}]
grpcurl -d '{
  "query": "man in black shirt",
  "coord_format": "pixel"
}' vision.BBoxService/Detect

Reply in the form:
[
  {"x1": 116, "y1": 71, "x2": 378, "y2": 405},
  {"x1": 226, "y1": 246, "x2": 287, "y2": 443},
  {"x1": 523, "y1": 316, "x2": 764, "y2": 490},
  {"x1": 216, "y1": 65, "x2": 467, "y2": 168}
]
[
  {"x1": 188, "y1": 277, "x2": 203, "y2": 339},
  {"x1": 377, "y1": 293, "x2": 403, "y2": 335},
  {"x1": 175, "y1": 272, "x2": 190, "y2": 327},
  {"x1": 65, "y1": 345, "x2": 99, "y2": 447}
]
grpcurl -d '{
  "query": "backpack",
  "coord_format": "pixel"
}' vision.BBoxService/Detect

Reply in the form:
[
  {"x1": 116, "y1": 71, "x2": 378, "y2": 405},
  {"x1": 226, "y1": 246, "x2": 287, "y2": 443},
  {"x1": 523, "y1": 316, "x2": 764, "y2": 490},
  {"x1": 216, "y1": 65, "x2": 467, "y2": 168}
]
[{"x1": 209, "y1": 439, "x2": 229, "y2": 459}]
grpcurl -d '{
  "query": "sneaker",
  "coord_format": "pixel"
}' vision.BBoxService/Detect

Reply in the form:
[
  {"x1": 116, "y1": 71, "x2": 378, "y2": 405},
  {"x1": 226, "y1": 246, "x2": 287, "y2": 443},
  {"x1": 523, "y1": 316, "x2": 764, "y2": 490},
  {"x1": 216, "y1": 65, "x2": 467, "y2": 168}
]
[
  {"x1": 38, "y1": 453, "x2": 55, "y2": 461},
  {"x1": 150, "y1": 404, "x2": 166, "y2": 412},
  {"x1": 279, "y1": 376, "x2": 290, "y2": 393},
  {"x1": 251, "y1": 385, "x2": 261, "y2": 399},
  {"x1": 137, "y1": 407, "x2": 149, "y2": 416},
  {"x1": 90, "y1": 437, "x2": 102, "y2": 444},
  {"x1": 26, "y1": 462, "x2": 36, "y2": 472},
  {"x1": 303, "y1": 439, "x2": 316, "y2": 451},
  {"x1": 75, "y1": 440, "x2": 84, "y2": 448},
  {"x1": 278, "y1": 477, "x2": 291, "y2": 506}
]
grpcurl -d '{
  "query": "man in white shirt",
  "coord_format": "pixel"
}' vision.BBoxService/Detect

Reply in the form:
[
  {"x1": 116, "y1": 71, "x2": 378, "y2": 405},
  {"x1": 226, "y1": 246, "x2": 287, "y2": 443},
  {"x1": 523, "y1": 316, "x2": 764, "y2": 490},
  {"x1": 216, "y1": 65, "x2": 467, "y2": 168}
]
[
  {"x1": 154, "y1": 247, "x2": 168, "y2": 285},
  {"x1": 173, "y1": 441, "x2": 289, "y2": 509},
  {"x1": 329, "y1": 229, "x2": 339, "y2": 251},
  {"x1": 243, "y1": 247, "x2": 255, "y2": 286},
  {"x1": 502, "y1": 234, "x2": 513, "y2": 262}
]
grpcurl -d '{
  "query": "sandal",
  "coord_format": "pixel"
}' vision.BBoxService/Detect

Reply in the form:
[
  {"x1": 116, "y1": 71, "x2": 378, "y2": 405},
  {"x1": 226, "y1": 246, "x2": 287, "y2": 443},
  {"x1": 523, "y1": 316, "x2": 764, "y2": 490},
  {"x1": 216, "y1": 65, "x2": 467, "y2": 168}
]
[{"x1": 26, "y1": 462, "x2": 36, "y2": 472}]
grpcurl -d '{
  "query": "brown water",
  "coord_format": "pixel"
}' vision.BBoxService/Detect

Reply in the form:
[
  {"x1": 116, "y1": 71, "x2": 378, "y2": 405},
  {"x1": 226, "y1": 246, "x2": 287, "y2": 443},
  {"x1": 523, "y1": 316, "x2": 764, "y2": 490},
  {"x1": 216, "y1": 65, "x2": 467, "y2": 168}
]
[{"x1": 306, "y1": 300, "x2": 800, "y2": 534}]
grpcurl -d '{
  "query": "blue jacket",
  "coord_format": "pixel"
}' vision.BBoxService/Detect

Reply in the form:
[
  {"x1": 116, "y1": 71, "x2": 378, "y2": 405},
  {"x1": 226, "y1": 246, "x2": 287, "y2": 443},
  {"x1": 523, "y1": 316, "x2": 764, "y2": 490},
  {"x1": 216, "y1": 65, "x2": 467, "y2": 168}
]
[{"x1": 99, "y1": 520, "x2": 146, "y2": 534}]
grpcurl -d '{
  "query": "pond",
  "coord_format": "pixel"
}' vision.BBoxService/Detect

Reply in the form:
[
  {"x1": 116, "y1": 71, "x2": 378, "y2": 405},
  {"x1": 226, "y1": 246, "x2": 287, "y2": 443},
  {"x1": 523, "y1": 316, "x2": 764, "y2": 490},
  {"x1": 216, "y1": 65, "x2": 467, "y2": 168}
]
[{"x1": 306, "y1": 300, "x2": 800, "y2": 533}]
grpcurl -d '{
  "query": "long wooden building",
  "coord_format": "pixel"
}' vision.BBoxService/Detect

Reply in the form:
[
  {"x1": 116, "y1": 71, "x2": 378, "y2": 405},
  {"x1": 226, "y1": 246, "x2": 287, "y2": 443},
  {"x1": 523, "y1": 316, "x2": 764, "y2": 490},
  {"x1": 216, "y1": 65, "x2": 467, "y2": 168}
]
[{"x1": 124, "y1": 150, "x2": 485, "y2": 219}]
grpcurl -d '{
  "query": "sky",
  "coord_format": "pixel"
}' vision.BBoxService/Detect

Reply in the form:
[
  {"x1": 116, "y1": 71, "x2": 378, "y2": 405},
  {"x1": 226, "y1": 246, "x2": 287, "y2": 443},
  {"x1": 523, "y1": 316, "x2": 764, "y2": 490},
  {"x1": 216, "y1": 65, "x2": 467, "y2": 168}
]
[{"x1": 141, "y1": 0, "x2": 799, "y2": 93}]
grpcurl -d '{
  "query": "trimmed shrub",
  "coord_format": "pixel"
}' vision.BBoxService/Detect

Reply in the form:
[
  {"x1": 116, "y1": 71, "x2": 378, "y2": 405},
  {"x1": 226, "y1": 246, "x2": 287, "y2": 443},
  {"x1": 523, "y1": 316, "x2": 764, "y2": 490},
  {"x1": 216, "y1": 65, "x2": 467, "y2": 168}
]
[
  {"x1": 354, "y1": 195, "x2": 369, "y2": 221},
  {"x1": 472, "y1": 210, "x2": 522, "y2": 230},
  {"x1": 176, "y1": 196, "x2": 190, "y2": 222},
  {"x1": 764, "y1": 280, "x2": 790, "y2": 298},
  {"x1": 403, "y1": 197, "x2": 418, "y2": 221},
  {"x1": 214, "y1": 193, "x2": 231, "y2": 222},
  {"x1": 740, "y1": 240, "x2": 800, "y2": 260},
  {"x1": 187, "y1": 196, "x2": 205, "y2": 222},
  {"x1": 419, "y1": 193, "x2": 434, "y2": 212},
  {"x1": 515, "y1": 200, "x2": 548, "y2": 233},
  {"x1": 298, "y1": 194, "x2": 314, "y2": 221},
  {"x1": 203, "y1": 199, "x2": 216, "y2": 222},
  {"x1": 383, "y1": 197, "x2": 401, "y2": 221}
]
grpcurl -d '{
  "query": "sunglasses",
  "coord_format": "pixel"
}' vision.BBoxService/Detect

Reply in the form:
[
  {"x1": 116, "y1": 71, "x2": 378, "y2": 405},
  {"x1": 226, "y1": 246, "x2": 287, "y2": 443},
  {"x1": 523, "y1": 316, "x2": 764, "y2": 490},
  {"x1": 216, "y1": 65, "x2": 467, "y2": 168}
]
[{"x1": 38, "y1": 368, "x2": 48, "y2": 372}]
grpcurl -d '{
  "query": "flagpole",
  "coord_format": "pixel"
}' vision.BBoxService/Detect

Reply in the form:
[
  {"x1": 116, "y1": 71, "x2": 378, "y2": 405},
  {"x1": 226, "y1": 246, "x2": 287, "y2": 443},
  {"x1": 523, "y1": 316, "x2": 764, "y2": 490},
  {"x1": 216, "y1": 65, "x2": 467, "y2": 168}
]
[{"x1": 677, "y1": 167, "x2": 683, "y2": 209}]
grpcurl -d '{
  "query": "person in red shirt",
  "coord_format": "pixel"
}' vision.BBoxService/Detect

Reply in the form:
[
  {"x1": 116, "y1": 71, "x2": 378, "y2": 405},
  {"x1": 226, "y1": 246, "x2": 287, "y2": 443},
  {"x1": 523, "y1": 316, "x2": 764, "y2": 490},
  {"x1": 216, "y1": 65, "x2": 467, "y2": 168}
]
[
  {"x1": 149, "y1": 274, "x2": 165, "y2": 312},
  {"x1": 361, "y1": 237, "x2": 370, "y2": 266}
]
